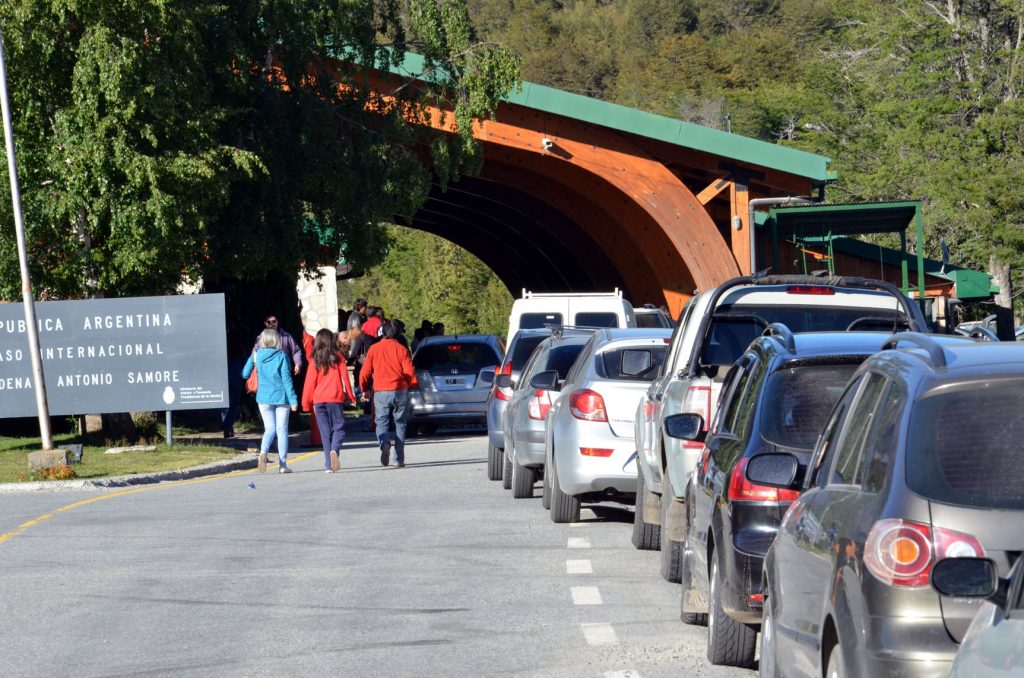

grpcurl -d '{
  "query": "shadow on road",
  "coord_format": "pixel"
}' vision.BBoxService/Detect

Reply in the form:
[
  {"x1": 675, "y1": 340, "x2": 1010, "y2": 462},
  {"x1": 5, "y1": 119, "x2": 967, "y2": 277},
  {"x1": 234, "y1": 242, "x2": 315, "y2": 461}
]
[{"x1": 576, "y1": 505, "x2": 635, "y2": 524}]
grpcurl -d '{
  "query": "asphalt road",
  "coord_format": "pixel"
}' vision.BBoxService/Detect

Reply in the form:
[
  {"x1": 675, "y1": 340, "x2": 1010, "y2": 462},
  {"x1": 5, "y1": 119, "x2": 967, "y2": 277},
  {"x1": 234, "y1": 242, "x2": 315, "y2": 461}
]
[{"x1": 0, "y1": 428, "x2": 752, "y2": 678}]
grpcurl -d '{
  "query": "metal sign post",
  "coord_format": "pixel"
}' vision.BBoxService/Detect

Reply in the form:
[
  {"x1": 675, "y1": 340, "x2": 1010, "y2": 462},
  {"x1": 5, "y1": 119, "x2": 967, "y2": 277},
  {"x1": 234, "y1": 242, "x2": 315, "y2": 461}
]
[{"x1": 0, "y1": 27, "x2": 52, "y2": 449}]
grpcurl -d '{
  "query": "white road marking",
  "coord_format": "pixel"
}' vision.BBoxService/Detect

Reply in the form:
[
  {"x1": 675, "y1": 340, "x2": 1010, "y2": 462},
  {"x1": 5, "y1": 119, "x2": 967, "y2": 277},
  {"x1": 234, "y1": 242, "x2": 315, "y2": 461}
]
[
  {"x1": 567, "y1": 537, "x2": 591, "y2": 549},
  {"x1": 571, "y1": 586, "x2": 603, "y2": 605},
  {"x1": 605, "y1": 671, "x2": 641, "y2": 678},
  {"x1": 581, "y1": 622, "x2": 618, "y2": 646},
  {"x1": 566, "y1": 559, "x2": 593, "y2": 574}
]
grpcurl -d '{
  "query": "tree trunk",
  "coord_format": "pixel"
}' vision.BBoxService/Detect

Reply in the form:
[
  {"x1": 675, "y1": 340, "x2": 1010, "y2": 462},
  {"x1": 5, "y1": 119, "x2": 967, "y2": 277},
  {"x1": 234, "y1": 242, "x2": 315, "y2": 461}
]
[{"x1": 990, "y1": 255, "x2": 1014, "y2": 341}]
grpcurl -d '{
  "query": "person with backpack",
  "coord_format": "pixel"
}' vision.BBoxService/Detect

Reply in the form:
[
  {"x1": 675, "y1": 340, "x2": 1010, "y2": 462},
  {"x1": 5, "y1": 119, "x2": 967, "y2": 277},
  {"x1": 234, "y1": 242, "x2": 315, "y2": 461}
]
[{"x1": 302, "y1": 329, "x2": 356, "y2": 473}]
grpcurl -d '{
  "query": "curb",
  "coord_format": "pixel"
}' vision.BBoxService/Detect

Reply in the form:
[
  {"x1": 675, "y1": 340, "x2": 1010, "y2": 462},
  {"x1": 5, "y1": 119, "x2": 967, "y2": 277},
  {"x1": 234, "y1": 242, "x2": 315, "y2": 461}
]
[{"x1": 0, "y1": 455, "x2": 258, "y2": 494}]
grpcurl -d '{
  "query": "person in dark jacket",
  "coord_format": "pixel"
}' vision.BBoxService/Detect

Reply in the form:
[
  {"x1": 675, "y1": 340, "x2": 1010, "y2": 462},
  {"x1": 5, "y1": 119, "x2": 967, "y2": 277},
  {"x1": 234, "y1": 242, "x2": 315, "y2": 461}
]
[
  {"x1": 359, "y1": 320, "x2": 416, "y2": 468},
  {"x1": 347, "y1": 299, "x2": 368, "y2": 331},
  {"x1": 253, "y1": 314, "x2": 303, "y2": 375},
  {"x1": 302, "y1": 329, "x2": 356, "y2": 473},
  {"x1": 242, "y1": 329, "x2": 299, "y2": 473}
]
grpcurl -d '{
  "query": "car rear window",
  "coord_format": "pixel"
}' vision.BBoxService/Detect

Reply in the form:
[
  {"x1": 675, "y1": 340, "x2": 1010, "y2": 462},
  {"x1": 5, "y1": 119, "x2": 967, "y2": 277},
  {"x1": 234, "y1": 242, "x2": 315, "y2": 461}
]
[
  {"x1": 574, "y1": 312, "x2": 619, "y2": 328},
  {"x1": 701, "y1": 305, "x2": 902, "y2": 366},
  {"x1": 635, "y1": 313, "x2": 665, "y2": 328},
  {"x1": 761, "y1": 363, "x2": 861, "y2": 450},
  {"x1": 543, "y1": 344, "x2": 587, "y2": 378},
  {"x1": 509, "y1": 334, "x2": 548, "y2": 370},
  {"x1": 413, "y1": 343, "x2": 501, "y2": 375},
  {"x1": 598, "y1": 346, "x2": 668, "y2": 381},
  {"x1": 519, "y1": 312, "x2": 562, "y2": 329},
  {"x1": 907, "y1": 379, "x2": 1024, "y2": 510}
]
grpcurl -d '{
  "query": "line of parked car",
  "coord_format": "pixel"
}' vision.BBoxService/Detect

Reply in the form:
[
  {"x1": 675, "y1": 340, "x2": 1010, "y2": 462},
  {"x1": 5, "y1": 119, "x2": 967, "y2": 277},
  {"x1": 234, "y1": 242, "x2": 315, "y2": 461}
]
[{"x1": 426, "y1": 278, "x2": 1024, "y2": 678}]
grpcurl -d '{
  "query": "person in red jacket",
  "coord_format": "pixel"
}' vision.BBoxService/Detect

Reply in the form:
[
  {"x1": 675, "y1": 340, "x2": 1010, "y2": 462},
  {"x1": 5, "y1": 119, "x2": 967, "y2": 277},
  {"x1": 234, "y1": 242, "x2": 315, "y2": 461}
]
[
  {"x1": 360, "y1": 320, "x2": 416, "y2": 468},
  {"x1": 302, "y1": 329, "x2": 356, "y2": 473}
]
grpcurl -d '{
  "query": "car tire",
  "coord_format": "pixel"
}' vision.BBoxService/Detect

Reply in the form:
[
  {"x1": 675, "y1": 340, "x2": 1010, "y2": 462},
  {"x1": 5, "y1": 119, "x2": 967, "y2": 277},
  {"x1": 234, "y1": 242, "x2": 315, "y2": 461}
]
[
  {"x1": 541, "y1": 457, "x2": 552, "y2": 510},
  {"x1": 824, "y1": 640, "x2": 844, "y2": 678},
  {"x1": 487, "y1": 446, "x2": 503, "y2": 481},
  {"x1": 549, "y1": 458, "x2": 581, "y2": 523},
  {"x1": 659, "y1": 486, "x2": 683, "y2": 582},
  {"x1": 631, "y1": 461, "x2": 661, "y2": 550},
  {"x1": 511, "y1": 458, "x2": 535, "y2": 499},
  {"x1": 502, "y1": 452, "x2": 513, "y2": 491},
  {"x1": 759, "y1": 592, "x2": 777, "y2": 678},
  {"x1": 707, "y1": 556, "x2": 757, "y2": 668}
]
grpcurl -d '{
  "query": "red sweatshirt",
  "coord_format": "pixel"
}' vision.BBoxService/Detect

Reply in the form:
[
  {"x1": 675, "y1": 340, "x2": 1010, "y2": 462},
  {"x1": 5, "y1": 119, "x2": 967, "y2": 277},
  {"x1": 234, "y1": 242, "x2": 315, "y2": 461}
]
[
  {"x1": 301, "y1": 354, "x2": 356, "y2": 411},
  {"x1": 360, "y1": 338, "x2": 415, "y2": 392}
]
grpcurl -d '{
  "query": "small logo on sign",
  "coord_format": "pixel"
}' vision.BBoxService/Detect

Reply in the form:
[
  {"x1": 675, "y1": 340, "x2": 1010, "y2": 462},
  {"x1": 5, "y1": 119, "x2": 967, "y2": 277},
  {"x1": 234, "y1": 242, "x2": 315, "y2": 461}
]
[{"x1": 162, "y1": 386, "x2": 176, "y2": 405}]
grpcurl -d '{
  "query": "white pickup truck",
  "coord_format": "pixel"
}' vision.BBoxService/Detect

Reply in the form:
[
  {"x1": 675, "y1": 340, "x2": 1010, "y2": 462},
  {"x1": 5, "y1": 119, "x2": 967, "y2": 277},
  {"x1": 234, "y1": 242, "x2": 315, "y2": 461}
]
[{"x1": 631, "y1": 274, "x2": 929, "y2": 581}]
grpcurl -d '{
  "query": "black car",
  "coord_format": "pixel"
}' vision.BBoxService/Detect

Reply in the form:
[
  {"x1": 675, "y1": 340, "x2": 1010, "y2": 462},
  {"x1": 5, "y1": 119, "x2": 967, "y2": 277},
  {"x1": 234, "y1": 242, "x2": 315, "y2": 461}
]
[
  {"x1": 755, "y1": 333, "x2": 1024, "y2": 678},
  {"x1": 665, "y1": 326, "x2": 894, "y2": 667}
]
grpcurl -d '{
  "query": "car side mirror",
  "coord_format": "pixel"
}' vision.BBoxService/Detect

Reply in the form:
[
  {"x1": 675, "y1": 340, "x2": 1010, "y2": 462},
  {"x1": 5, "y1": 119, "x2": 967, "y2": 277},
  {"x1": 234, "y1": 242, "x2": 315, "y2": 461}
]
[
  {"x1": 745, "y1": 453, "x2": 802, "y2": 489},
  {"x1": 479, "y1": 369, "x2": 495, "y2": 385},
  {"x1": 529, "y1": 370, "x2": 559, "y2": 391},
  {"x1": 664, "y1": 413, "x2": 705, "y2": 441},
  {"x1": 495, "y1": 374, "x2": 513, "y2": 389},
  {"x1": 932, "y1": 558, "x2": 1004, "y2": 605}
]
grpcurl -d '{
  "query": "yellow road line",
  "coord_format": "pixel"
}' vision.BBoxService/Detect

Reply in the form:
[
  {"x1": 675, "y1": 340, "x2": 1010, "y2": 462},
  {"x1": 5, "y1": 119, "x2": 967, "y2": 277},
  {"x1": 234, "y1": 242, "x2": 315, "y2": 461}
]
[{"x1": 0, "y1": 450, "x2": 320, "y2": 546}]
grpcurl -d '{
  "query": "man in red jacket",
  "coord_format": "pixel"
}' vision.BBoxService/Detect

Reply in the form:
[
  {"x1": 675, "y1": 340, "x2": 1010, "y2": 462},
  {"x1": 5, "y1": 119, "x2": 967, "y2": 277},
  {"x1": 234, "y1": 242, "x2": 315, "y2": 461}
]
[{"x1": 359, "y1": 320, "x2": 416, "y2": 468}]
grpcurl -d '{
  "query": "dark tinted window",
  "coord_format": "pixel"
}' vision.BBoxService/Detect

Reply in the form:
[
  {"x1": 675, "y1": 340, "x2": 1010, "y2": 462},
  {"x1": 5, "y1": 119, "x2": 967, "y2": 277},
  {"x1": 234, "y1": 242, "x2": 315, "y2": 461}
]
[
  {"x1": 808, "y1": 376, "x2": 861, "y2": 489},
  {"x1": 599, "y1": 345, "x2": 668, "y2": 381},
  {"x1": 829, "y1": 372, "x2": 887, "y2": 485},
  {"x1": 543, "y1": 344, "x2": 588, "y2": 379},
  {"x1": 863, "y1": 382, "x2": 905, "y2": 493},
  {"x1": 413, "y1": 343, "x2": 501, "y2": 375},
  {"x1": 907, "y1": 379, "x2": 1024, "y2": 510},
  {"x1": 701, "y1": 305, "x2": 899, "y2": 367},
  {"x1": 520, "y1": 312, "x2": 562, "y2": 329},
  {"x1": 574, "y1": 312, "x2": 619, "y2": 328},
  {"x1": 509, "y1": 334, "x2": 548, "y2": 372},
  {"x1": 761, "y1": 363, "x2": 860, "y2": 450},
  {"x1": 636, "y1": 313, "x2": 666, "y2": 328}
]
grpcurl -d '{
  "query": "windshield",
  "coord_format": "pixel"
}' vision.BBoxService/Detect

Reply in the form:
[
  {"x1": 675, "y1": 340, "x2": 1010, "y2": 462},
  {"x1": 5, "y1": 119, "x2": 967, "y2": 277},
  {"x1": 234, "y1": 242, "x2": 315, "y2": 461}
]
[
  {"x1": 701, "y1": 305, "x2": 902, "y2": 367},
  {"x1": 413, "y1": 343, "x2": 501, "y2": 376},
  {"x1": 907, "y1": 379, "x2": 1024, "y2": 510},
  {"x1": 760, "y1": 363, "x2": 860, "y2": 450}
]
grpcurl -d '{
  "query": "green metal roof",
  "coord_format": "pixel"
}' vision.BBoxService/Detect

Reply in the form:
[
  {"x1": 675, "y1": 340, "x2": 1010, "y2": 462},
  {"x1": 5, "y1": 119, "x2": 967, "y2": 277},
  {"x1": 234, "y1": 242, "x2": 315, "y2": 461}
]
[
  {"x1": 389, "y1": 52, "x2": 835, "y2": 183},
  {"x1": 765, "y1": 201, "x2": 921, "y2": 239}
]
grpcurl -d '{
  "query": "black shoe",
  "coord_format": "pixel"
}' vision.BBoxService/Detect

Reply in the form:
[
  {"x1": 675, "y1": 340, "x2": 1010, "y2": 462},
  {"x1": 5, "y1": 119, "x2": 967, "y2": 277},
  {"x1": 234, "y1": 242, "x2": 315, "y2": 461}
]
[{"x1": 379, "y1": 441, "x2": 392, "y2": 467}]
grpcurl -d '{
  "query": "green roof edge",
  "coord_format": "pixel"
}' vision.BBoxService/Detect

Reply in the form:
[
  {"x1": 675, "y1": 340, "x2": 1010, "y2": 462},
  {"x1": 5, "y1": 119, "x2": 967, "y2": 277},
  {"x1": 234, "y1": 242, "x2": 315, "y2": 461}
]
[{"x1": 389, "y1": 52, "x2": 834, "y2": 184}]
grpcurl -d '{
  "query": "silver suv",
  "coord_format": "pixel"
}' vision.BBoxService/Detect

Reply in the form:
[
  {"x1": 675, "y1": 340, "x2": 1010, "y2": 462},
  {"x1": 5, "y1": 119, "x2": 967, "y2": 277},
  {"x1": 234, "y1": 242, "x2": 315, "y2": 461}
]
[{"x1": 631, "y1": 274, "x2": 928, "y2": 583}]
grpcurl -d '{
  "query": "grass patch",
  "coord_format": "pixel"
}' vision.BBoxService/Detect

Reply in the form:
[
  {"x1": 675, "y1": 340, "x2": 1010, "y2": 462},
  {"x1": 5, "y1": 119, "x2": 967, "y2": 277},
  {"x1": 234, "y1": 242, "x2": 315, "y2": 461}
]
[{"x1": 0, "y1": 434, "x2": 242, "y2": 483}]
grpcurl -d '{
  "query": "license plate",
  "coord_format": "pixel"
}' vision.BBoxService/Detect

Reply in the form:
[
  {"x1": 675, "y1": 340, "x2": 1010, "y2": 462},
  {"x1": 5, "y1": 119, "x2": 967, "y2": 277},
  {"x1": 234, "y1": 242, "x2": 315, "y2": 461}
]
[{"x1": 444, "y1": 377, "x2": 466, "y2": 386}]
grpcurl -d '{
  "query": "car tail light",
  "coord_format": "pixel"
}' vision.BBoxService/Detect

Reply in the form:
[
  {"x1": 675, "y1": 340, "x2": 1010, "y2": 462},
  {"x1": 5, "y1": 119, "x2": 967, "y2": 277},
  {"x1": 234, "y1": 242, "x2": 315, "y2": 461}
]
[
  {"x1": 727, "y1": 457, "x2": 800, "y2": 503},
  {"x1": 492, "y1": 362, "x2": 513, "y2": 401},
  {"x1": 864, "y1": 519, "x2": 985, "y2": 589},
  {"x1": 528, "y1": 389, "x2": 553, "y2": 420},
  {"x1": 569, "y1": 389, "x2": 608, "y2": 422},
  {"x1": 679, "y1": 385, "x2": 711, "y2": 451},
  {"x1": 642, "y1": 399, "x2": 655, "y2": 421},
  {"x1": 786, "y1": 285, "x2": 835, "y2": 295},
  {"x1": 579, "y1": 447, "x2": 614, "y2": 457}
]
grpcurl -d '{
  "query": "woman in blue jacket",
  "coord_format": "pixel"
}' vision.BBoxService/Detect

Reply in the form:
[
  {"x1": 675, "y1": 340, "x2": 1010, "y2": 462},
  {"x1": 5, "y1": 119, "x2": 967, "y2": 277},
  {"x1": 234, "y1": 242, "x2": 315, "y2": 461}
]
[{"x1": 242, "y1": 329, "x2": 299, "y2": 473}]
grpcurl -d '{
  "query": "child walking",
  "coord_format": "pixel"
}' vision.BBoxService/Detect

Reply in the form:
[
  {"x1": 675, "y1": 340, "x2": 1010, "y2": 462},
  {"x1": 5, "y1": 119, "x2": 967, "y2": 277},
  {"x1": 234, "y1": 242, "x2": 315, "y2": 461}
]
[{"x1": 301, "y1": 329, "x2": 357, "y2": 473}]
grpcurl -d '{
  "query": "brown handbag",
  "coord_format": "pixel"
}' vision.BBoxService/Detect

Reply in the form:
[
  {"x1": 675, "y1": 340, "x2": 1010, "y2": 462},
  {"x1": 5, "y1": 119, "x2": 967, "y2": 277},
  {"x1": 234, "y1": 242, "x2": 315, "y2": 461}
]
[{"x1": 245, "y1": 353, "x2": 259, "y2": 393}]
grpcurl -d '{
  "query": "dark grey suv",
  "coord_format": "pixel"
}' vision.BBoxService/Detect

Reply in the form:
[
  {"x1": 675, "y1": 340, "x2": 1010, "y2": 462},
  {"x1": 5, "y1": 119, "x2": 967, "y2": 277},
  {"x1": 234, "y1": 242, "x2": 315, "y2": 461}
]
[{"x1": 755, "y1": 333, "x2": 1024, "y2": 678}]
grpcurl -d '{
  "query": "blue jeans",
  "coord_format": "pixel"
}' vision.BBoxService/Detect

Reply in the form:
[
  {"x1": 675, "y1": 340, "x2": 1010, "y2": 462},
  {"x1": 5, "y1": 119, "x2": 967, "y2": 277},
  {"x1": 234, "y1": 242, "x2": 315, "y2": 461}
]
[
  {"x1": 314, "y1": 402, "x2": 346, "y2": 468},
  {"x1": 374, "y1": 390, "x2": 410, "y2": 463},
  {"x1": 258, "y1": 403, "x2": 291, "y2": 466}
]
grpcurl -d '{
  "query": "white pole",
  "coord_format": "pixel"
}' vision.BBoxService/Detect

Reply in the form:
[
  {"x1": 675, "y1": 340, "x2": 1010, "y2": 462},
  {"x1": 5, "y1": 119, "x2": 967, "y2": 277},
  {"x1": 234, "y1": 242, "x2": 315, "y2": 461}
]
[{"x1": 0, "y1": 28, "x2": 53, "y2": 449}]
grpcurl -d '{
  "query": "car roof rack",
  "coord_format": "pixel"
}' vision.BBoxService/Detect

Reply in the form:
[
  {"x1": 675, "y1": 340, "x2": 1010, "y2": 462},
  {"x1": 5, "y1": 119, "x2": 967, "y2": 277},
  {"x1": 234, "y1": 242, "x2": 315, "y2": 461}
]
[
  {"x1": 548, "y1": 324, "x2": 600, "y2": 339},
  {"x1": 763, "y1": 323, "x2": 796, "y2": 354},
  {"x1": 882, "y1": 332, "x2": 947, "y2": 368}
]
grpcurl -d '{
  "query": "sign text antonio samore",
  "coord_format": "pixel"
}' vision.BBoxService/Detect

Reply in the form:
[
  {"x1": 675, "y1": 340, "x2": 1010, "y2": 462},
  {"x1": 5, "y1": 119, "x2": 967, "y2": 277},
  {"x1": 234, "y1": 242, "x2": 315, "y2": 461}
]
[{"x1": 0, "y1": 294, "x2": 228, "y2": 417}]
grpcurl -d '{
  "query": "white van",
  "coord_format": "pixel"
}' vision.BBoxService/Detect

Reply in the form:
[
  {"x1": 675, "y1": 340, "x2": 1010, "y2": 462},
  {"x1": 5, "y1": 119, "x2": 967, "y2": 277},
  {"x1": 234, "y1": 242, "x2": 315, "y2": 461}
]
[{"x1": 505, "y1": 289, "x2": 637, "y2": 340}]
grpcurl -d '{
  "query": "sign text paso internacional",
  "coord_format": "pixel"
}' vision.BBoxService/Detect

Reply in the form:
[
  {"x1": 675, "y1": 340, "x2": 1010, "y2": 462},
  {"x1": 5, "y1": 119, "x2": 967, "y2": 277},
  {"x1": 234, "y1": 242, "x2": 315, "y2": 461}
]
[{"x1": 0, "y1": 295, "x2": 228, "y2": 418}]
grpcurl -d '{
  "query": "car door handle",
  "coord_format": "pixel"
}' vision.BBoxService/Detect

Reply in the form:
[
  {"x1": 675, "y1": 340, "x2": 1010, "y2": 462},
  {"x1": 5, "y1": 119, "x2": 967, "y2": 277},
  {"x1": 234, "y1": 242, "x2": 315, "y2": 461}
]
[{"x1": 653, "y1": 393, "x2": 663, "y2": 401}]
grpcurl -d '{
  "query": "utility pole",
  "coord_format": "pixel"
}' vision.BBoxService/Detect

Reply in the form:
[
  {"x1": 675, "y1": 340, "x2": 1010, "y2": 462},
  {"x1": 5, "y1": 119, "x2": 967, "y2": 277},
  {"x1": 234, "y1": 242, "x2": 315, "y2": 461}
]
[{"x1": 0, "y1": 27, "x2": 53, "y2": 449}]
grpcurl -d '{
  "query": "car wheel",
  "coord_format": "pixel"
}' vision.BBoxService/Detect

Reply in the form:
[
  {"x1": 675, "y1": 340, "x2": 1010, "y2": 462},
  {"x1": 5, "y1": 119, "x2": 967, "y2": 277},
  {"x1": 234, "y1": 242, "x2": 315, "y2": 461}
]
[
  {"x1": 707, "y1": 556, "x2": 757, "y2": 667},
  {"x1": 502, "y1": 451, "x2": 513, "y2": 491},
  {"x1": 659, "y1": 486, "x2": 683, "y2": 582},
  {"x1": 487, "y1": 446, "x2": 503, "y2": 481},
  {"x1": 541, "y1": 455, "x2": 552, "y2": 510},
  {"x1": 824, "y1": 640, "x2": 844, "y2": 678},
  {"x1": 631, "y1": 461, "x2": 661, "y2": 550},
  {"x1": 759, "y1": 593, "x2": 777, "y2": 678},
  {"x1": 549, "y1": 457, "x2": 581, "y2": 523},
  {"x1": 511, "y1": 458, "x2": 535, "y2": 499}
]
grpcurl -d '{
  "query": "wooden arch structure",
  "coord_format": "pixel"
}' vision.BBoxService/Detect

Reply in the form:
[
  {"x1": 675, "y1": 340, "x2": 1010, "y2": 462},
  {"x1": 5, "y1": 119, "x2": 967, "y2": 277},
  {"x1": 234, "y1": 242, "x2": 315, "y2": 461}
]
[{"x1": 348, "y1": 55, "x2": 835, "y2": 318}]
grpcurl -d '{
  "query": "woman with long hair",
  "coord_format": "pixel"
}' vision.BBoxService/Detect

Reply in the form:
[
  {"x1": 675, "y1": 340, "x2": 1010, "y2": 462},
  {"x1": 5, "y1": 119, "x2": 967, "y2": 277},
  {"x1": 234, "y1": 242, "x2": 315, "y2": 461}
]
[
  {"x1": 302, "y1": 328, "x2": 356, "y2": 473},
  {"x1": 242, "y1": 329, "x2": 299, "y2": 473}
]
